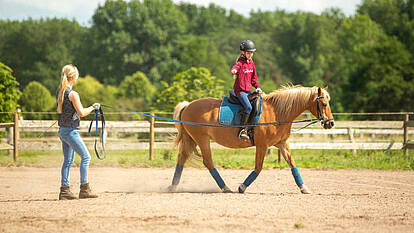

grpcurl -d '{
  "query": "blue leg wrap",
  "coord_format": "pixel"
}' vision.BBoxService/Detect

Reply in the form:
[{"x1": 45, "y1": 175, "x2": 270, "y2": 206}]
[
  {"x1": 291, "y1": 167, "x2": 304, "y2": 186},
  {"x1": 243, "y1": 171, "x2": 259, "y2": 187},
  {"x1": 209, "y1": 168, "x2": 226, "y2": 189},
  {"x1": 172, "y1": 164, "x2": 184, "y2": 185}
]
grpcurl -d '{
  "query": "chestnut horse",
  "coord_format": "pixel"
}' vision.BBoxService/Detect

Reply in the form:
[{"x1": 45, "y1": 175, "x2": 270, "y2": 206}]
[{"x1": 169, "y1": 86, "x2": 334, "y2": 194}]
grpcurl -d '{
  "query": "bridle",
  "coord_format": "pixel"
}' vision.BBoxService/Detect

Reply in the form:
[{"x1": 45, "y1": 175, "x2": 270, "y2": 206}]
[
  {"x1": 316, "y1": 95, "x2": 334, "y2": 124},
  {"x1": 291, "y1": 93, "x2": 334, "y2": 132}
]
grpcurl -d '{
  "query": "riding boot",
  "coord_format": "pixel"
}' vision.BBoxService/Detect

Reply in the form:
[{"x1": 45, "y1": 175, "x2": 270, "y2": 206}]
[
  {"x1": 238, "y1": 112, "x2": 250, "y2": 140},
  {"x1": 79, "y1": 183, "x2": 98, "y2": 199},
  {"x1": 59, "y1": 186, "x2": 78, "y2": 200}
]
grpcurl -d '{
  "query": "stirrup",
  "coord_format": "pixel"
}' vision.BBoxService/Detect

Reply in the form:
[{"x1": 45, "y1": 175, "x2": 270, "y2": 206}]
[{"x1": 238, "y1": 128, "x2": 249, "y2": 140}]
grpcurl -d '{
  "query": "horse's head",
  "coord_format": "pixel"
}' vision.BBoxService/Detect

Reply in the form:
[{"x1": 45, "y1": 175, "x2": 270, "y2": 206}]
[{"x1": 310, "y1": 86, "x2": 334, "y2": 129}]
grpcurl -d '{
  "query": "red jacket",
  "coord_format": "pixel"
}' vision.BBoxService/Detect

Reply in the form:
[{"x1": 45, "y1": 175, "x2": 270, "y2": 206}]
[{"x1": 231, "y1": 55, "x2": 260, "y2": 95}]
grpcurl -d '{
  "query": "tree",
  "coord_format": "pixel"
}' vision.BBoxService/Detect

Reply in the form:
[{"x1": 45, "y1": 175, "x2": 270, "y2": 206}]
[
  {"x1": 19, "y1": 81, "x2": 54, "y2": 119},
  {"x1": 0, "y1": 19, "x2": 86, "y2": 91},
  {"x1": 343, "y1": 36, "x2": 414, "y2": 112},
  {"x1": 118, "y1": 71, "x2": 155, "y2": 111},
  {"x1": 178, "y1": 36, "x2": 230, "y2": 85},
  {"x1": 336, "y1": 14, "x2": 414, "y2": 112},
  {"x1": 0, "y1": 62, "x2": 21, "y2": 122},
  {"x1": 358, "y1": 0, "x2": 414, "y2": 59},
  {"x1": 84, "y1": 0, "x2": 187, "y2": 85},
  {"x1": 72, "y1": 75, "x2": 117, "y2": 106},
  {"x1": 154, "y1": 67, "x2": 225, "y2": 111},
  {"x1": 271, "y1": 12, "x2": 341, "y2": 87}
]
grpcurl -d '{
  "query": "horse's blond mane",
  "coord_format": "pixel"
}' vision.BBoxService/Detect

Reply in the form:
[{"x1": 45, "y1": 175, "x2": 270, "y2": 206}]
[{"x1": 263, "y1": 85, "x2": 318, "y2": 117}]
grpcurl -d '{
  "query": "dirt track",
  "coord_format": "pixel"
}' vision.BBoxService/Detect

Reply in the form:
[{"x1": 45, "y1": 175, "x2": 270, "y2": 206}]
[{"x1": 0, "y1": 167, "x2": 413, "y2": 232}]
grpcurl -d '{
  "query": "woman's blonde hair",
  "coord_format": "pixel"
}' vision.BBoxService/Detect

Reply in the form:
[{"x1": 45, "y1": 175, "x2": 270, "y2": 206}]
[{"x1": 57, "y1": 64, "x2": 79, "y2": 113}]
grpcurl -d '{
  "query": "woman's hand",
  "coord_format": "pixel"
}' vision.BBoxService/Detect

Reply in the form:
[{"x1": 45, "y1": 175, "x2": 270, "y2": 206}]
[{"x1": 93, "y1": 103, "x2": 101, "y2": 110}]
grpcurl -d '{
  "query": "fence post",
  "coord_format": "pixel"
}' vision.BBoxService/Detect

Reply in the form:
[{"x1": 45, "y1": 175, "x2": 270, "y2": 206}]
[
  {"x1": 267, "y1": 148, "x2": 273, "y2": 156},
  {"x1": 149, "y1": 112, "x2": 155, "y2": 161},
  {"x1": 347, "y1": 127, "x2": 356, "y2": 155},
  {"x1": 7, "y1": 127, "x2": 12, "y2": 156},
  {"x1": 403, "y1": 114, "x2": 409, "y2": 157},
  {"x1": 278, "y1": 149, "x2": 281, "y2": 164},
  {"x1": 13, "y1": 109, "x2": 19, "y2": 162}
]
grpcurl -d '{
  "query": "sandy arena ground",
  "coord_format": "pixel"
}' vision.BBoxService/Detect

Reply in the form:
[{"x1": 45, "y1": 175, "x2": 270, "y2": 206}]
[{"x1": 0, "y1": 167, "x2": 413, "y2": 232}]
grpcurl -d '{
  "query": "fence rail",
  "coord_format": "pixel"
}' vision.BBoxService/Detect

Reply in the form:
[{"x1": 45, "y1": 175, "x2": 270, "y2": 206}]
[{"x1": 1, "y1": 112, "x2": 413, "y2": 160}]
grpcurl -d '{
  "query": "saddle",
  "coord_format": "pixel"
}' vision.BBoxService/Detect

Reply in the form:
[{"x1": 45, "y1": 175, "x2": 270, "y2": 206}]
[
  {"x1": 219, "y1": 90, "x2": 262, "y2": 145},
  {"x1": 227, "y1": 90, "x2": 262, "y2": 124}
]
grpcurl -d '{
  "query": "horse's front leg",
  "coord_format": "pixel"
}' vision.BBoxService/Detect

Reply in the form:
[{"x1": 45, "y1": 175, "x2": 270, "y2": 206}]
[
  {"x1": 276, "y1": 141, "x2": 311, "y2": 194},
  {"x1": 238, "y1": 145, "x2": 267, "y2": 193}
]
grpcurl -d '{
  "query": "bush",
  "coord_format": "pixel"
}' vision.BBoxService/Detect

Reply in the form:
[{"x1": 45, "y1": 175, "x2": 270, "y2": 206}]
[{"x1": 0, "y1": 62, "x2": 21, "y2": 122}]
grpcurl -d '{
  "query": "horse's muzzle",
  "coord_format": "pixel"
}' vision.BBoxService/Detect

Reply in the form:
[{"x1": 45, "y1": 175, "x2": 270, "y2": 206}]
[{"x1": 322, "y1": 119, "x2": 334, "y2": 129}]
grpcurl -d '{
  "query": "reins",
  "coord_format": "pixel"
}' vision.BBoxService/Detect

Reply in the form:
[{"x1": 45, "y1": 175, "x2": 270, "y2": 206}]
[{"x1": 88, "y1": 107, "x2": 106, "y2": 160}]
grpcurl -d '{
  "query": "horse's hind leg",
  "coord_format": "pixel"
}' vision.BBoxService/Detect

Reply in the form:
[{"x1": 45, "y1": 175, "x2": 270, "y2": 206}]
[
  {"x1": 276, "y1": 141, "x2": 311, "y2": 194},
  {"x1": 168, "y1": 163, "x2": 184, "y2": 192},
  {"x1": 198, "y1": 140, "x2": 232, "y2": 193},
  {"x1": 168, "y1": 150, "x2": 191, "y2": 191},
  {"x1": 238, "y1": 145, "x2": 267, "y2": 193}
]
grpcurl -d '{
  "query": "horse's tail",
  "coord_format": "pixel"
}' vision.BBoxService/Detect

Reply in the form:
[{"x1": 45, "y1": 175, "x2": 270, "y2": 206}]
[{"x1": 173, "y1": 101, "x2": 198, "y2": 164}]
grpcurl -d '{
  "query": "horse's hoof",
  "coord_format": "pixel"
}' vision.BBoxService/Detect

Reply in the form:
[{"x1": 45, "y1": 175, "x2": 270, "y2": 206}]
[
  {"x1": 238, "y1": 184, "x2": 247, "y2": 193},
  {"x1": 300, "y1": 184, "x2": 311, "y2": 194},
  {"x1": 221, "y1": 186, "x2": 233, "y2": 193},
  {"x1": 168, "y1": 185, "x2": 177, "y2": 192}
]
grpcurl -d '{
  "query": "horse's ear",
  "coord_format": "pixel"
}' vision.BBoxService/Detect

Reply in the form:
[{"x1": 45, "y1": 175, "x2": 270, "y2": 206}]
[
  {"x1": 324, "y1": 86, "x2": 328, "y2": 91},
  {"x1": 318, "y1": 87, "x2": 322, "y2": 96}
]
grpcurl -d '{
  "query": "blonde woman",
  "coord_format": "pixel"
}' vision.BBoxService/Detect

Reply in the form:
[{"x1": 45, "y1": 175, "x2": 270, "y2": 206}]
[{"x1": 56, "y1": 64, "x2": 100, "y2": 200}]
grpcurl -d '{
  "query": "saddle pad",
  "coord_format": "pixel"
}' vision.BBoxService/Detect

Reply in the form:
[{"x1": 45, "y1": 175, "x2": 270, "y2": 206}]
[{"x1": 219, "y1": 97, "x2": 262, "y2": 125}]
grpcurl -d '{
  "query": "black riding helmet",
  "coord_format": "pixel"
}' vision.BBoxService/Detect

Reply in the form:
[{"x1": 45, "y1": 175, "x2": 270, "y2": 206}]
[{"x1": 240, "y1": 40, "x2": 256, "y2": 52}]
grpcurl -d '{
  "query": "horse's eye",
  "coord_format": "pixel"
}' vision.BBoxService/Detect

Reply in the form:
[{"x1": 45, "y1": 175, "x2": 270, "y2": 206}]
[{"x1": 322, "y1": 103, "x2": 327, "y2": 107}]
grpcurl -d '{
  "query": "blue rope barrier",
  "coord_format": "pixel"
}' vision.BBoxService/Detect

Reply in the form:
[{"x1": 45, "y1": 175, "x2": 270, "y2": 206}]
[{"x1": 101, "y1": 104, "x2": 320, "y2": 127}]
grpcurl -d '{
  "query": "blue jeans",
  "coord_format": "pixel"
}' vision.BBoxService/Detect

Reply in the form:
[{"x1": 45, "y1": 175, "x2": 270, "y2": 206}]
[
  {"x1": 236, "y1": 91, "x2": 252, "y2": 114},
  {"x1": 58, "y1": 128, "x2": 91, "y2": 187}
]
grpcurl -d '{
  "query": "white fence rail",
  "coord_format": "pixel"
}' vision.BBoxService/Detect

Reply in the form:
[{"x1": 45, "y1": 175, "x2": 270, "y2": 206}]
[{"x1": 1, "y1": 119, "x2": 412, "y2": 153}]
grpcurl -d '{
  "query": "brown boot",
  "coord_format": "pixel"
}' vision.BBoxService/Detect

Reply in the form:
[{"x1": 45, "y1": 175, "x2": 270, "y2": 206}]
[
  {"x1": 59, "y1": 186, "x2": 78, "y2": 200},
  {"x1": 79, "y1": 183, "x2": 98, "y2": 199}
]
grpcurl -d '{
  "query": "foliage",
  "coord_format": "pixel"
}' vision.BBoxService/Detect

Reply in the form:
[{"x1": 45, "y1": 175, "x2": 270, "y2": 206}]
[
  {"x1": 0, "y1": 62, "x2": 21, "y2": 122},
  {"x1": 178, "y1": 36, "x2": 230, "y2": 85},
  {"x1": 118, "y1": 72, "x2": 155, "y2": 102},
  {"x1": 0, "y1": 19, "x2": 86, "y2": 91},
  {"x1": 72, "y1": 75, "x2": 118, "y2": 110},
  {"x1": 19, "y1": 81, "x2": 54, "y2": 119},
  {"x1": 154, "y1": 67, "x2": 225, "y2": 111},
  {"x1": 118, "y1": 71, "x2": 155, "y2": 111},
  {"x1": 336, "y1": 14, "x2": 414, "y2": 112},
  {"x1": 358, "y1": 0, "x2": 414, "y2": 55},
  {"x1": 83, "y1": 0, "x2": 187, "y2": 86},
  {"x1": 271, "y1": 12, "x2": 340, "y2": 87}
]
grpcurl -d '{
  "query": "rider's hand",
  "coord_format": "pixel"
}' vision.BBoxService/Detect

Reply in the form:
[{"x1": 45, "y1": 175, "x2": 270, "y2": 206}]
[
  {"x1": 92, "y1": 103, "x2": 101, "y2": 110},
  {"x1": 231, "y1": 69, "x2": 238, "y2": 75},
  {"x1": 256, "y1": 88, "x2": 263, "y2": 94}
]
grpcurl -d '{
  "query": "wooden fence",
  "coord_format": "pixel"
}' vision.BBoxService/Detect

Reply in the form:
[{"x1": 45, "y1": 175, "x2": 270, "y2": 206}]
[
  {"x1": 1, "y1": 113, "x2": 413, "y2": 161},
  {"x1": 404, "y1": 114, "x2": 414, "y2": 156},
  {"x1": 0, "y1": 110, "x2": 19, "y2": 161}
]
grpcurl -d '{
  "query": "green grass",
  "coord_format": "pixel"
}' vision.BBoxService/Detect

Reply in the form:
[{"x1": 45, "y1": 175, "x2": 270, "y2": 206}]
[{"x1": 0, "y1": 149, "x2": 413, "y2": 170}]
